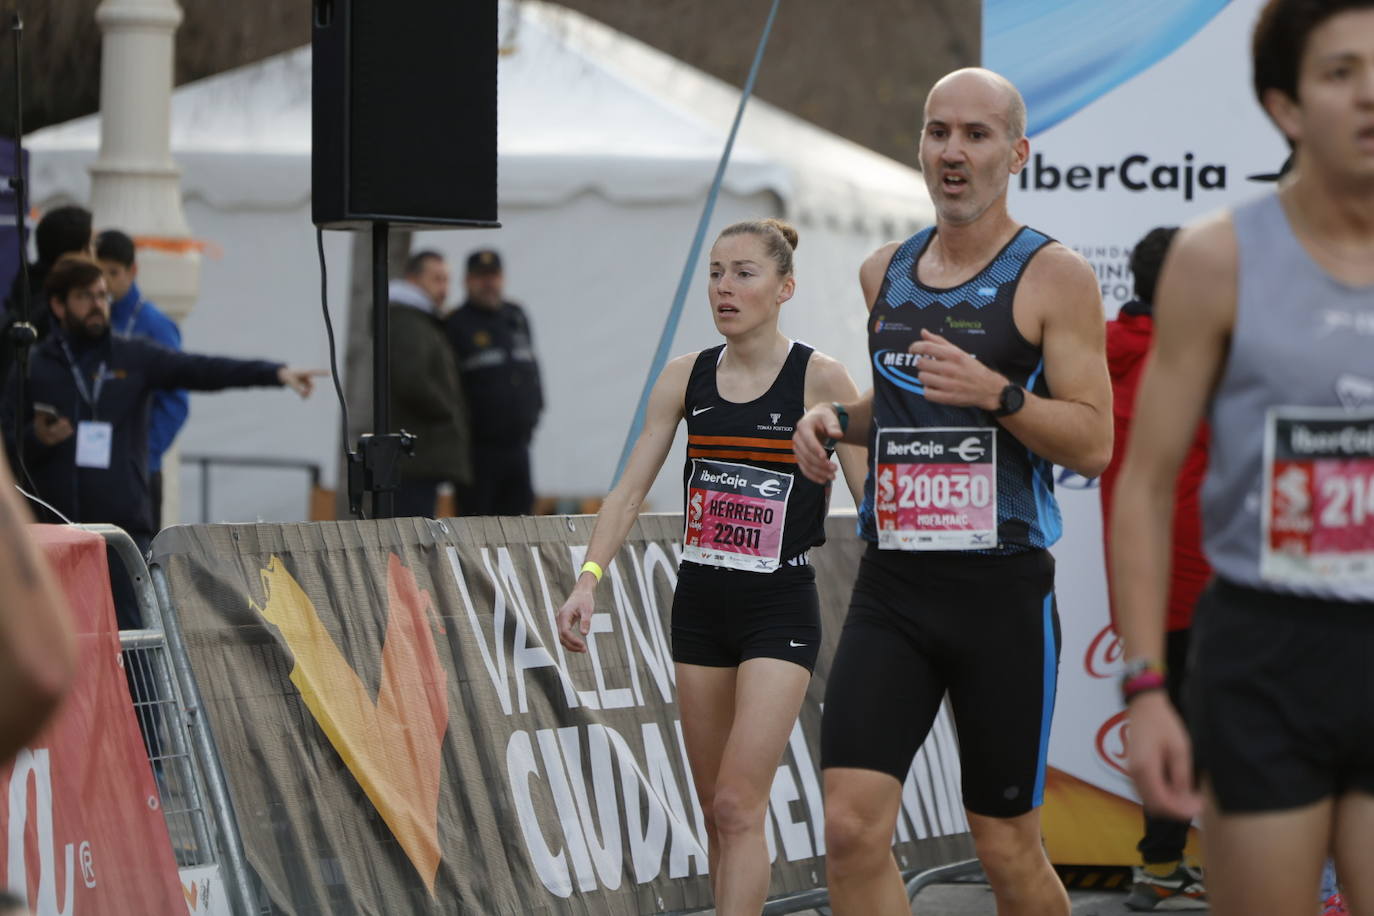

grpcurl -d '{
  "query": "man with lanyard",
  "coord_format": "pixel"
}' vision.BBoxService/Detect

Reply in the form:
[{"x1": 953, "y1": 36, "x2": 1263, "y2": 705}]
[
  {"x1": 794, "y1": 67, "x2": 1112, "y2": 915},
  {"x1": 96, "y1": 229, "x2": 188, "y2": 528},
  {"x1": 1113, "y1": 2, "x2": 1374, "y2": 914},
  {"x1": 1, "y1": 256, "x2": 321, "y2": 628}
]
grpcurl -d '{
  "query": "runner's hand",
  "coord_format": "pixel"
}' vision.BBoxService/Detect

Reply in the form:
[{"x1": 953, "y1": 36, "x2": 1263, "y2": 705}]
[
  {"x1": 1127, "y1": 690, "x2": 1202, "y2": 820},
  {"x1": 556, "y1": 587, "x2": 595, "y2": 653},
  {"x1": 909, "y1": 329, "x2": 1006, "y2": 410},
  {"x1": 793, "y1": 405, "x2": 840, "y2": 484}
]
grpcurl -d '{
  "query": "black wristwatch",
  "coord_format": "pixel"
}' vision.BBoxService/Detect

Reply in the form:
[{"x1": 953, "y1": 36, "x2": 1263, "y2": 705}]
[
  {"x1": 823, "y1": 402, "x2": 849, "y2": 450},
  {"x1": 992, "y1": 384, "x2": 1025, "y2": 418}
]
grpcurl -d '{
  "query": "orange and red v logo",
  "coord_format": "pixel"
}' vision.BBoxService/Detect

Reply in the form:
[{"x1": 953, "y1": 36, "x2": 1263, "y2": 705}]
[{"x1": 252, "y1": 553, "x2": 450, "y2": 894}]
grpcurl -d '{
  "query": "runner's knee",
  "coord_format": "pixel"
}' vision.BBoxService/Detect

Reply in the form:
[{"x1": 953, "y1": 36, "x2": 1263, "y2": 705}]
[
  {"x1": 971, "y1": 819, "x2": 1044, "y2": 885},
  {"x1": 710, "y1": 781, "x2": 767, "y2": 838},
  {"x1": 825, "y1": 804, "x2": 891, "y2": 872}
]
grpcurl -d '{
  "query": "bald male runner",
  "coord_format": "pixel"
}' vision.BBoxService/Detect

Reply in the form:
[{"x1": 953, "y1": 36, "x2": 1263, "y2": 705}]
[
  {"x1": 794, "y1": 68, "x2": 1111, "y2": 915},
  {"x1": 1114, "y1": 2, "x2": 1374, "y2": 914}
]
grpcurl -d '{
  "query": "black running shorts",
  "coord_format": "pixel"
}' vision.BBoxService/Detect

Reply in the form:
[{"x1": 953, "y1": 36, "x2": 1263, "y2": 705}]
[
  {"x1": 1189, "y1": 578, "x2": 1374, "y2": 813},
  {"x1": 821, "y1": 544, "x2": 1060, "y2": 818},
  {"x1": 671, "y1": 561, "x2": 821, "y2": 672}
]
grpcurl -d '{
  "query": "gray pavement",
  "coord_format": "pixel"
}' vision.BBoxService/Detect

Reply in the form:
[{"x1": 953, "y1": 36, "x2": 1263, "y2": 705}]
[
  {"x1": 703, "y1": 883, "x2": 1209, "y2": 914},
  {"x1": 911, "y1": 883, "x2": 1207, "y2": 914}
]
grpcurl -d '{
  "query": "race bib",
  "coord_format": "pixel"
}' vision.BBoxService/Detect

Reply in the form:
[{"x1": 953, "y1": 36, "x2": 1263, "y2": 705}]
[
  {"x1": 683, "y1": 459, "x2": 793, "y2": 572},
  {"x1": 874, "y1": 427, "x2": 997, "y2": 551},
  {"x1": 1261, "y1": 408, "x2": 1374, "y2": 586}
]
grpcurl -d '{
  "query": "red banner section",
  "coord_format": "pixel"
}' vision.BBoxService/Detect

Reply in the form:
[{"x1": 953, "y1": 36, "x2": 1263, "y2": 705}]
[{"x1": 0, "y1": 526, "x2": 184, "y2": 914}]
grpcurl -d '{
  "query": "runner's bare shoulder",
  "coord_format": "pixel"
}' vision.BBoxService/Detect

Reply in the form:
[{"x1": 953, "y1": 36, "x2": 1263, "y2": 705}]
[
  {"x1": 1020, "y1": 240, "x2": 1098, "y2": 298},
  {"x1": 658, "y1": 351, "x2": 700, "y2": 397},
  {"x1": 1157, "y1": 210, "x2": 1238, "y2": 335},
  {"x1": 1014, "y1": 241, "x2": 1101, "y2": 345},
  {"x1": 860, "y1": 241, "x2": 903, "y2": 311}
]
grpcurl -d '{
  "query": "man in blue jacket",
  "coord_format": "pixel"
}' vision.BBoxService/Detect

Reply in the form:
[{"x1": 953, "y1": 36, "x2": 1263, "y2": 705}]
[
  {"x1": 1, "y1": 256, "x2": 320, "y2": 625},
  {"x1": 95, "y1": 229, "x2": 188, "y2": 528}
]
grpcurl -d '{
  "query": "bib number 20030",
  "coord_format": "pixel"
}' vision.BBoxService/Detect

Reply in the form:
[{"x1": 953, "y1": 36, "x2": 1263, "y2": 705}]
[{"x1": 875, "y1": 428, "x2": 997, "y2": 551}]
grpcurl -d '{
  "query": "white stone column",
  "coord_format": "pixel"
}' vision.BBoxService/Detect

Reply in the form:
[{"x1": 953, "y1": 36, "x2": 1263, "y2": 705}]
[{"x1": 89, "y1": 0, "x2": 199, "y2": 528}]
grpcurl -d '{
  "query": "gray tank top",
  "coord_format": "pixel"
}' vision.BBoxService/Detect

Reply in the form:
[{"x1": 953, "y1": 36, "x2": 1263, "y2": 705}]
[{"x1": 1204, "y1": 192, "x2": 1374, "y2": 602}]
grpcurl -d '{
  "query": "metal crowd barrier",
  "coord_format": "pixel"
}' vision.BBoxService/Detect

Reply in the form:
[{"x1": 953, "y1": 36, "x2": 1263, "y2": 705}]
[
  {"x1": 90, "y1": 524, "x2": 262, "y2": 915},
  {"x1": 181, "y1": 453, "x2": 323, "y2": 523},
  {"x1": 95, "y1": 521, "x2": 983, "y2": 915}
]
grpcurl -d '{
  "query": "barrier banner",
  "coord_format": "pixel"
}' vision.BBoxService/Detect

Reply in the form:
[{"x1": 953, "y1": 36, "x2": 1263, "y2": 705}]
[
  {"x1": 985, "y1": 0, "x2": 1290, "y2": 864},
  {"x1": 1, "y1": 526, "x2": 185, "y2": 914},
  {"x1": 152, "y1": 515, "x2": 973, "y2": 915}
]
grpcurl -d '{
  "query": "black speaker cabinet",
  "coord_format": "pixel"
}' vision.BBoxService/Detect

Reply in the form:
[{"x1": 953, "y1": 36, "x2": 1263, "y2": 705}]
[{"x1": 312, "y1": 0, "x2": 499, "y2": 230}]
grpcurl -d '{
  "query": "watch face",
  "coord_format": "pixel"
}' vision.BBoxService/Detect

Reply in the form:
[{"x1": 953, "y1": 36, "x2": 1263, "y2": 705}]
[{"x1": 1001, "y1": 385, "x2": 1024, "y2": 414}]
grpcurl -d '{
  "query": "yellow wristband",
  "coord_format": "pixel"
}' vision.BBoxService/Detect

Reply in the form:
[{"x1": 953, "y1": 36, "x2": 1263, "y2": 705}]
[{"x1": 580, "y1": 560, "x2": 604, "y2": 583}]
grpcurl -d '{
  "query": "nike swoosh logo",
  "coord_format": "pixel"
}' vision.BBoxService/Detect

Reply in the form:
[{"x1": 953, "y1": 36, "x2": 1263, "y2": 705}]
[
  {"x1": 789, "y1": 639, "x2": 807, "y2": 647},
  {"x1": 692, "y1": 406, "x2": 714, "y2": 416}
]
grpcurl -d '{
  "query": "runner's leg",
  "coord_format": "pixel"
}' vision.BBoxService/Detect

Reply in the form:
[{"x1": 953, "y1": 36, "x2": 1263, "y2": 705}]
[
  {"x1": 1333, "y1": 792, "x2": 1374, "y2": 916},
  {"x1": 676, "y1": 662, "x2": 737, "y2": 893},
  {"x1": 1200, "y1": 787, "x2": 1330, "y2": 916},
  {"x1": 710, "y1": 657, "x2": 810, "y2": 915},
  {"x1": 823, "y1": 768, "x2": 909, "y2": 916},
  {"x1": 966, "y1": 809, "x2": 1069, "y2": 916}
]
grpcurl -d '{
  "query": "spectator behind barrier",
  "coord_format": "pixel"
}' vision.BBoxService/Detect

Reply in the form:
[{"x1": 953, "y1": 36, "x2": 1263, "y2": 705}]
[
  {"x1": 447, "y1": 249, "x2": 543, "y2": 516},
  {"x1": 0, "y1": 255, "x2": 324, "y2": 628},
  {"x1": 95, "y1": 229, "x2": 189, "y2": 529},
  {"x1": 387, "y1": 250, "x2": 472, "y2": 518},
  {"x1": 0, "y1": 206, "x2": 95, "y2": 402}
]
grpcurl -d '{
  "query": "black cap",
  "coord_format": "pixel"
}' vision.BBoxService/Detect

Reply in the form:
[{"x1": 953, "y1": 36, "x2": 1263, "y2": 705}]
[{"x1": 466, "y1": 249, "x2": 503, "y2": 274}]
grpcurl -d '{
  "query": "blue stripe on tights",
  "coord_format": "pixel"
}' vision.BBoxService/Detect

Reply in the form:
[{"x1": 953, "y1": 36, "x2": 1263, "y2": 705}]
[{"x1": 1033, "y1": 590, "x2": 1057, "y2": 808}]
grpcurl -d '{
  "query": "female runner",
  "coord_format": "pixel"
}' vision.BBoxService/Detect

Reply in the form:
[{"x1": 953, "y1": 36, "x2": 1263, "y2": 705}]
[{"x1": 557, "y1": 218, "x2": 865, "y2": 914}]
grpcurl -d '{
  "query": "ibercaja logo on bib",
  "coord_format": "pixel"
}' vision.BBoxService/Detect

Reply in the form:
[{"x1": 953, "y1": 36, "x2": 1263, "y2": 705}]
[
  {"x1": 875, "y1": 427, "x2": 998, "y2": 551},
  {"x1": 684, "y1": 460, "x2": 794, "y2": 572}
]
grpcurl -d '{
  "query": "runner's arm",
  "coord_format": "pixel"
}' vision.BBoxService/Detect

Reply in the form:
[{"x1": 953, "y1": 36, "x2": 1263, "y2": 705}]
[
  {"x1": 803, "y1": 351, "x2": 868, "y2": 505},
  {"x1": 909, "y1": 246, "x2": 1110, "y2": 475},
  {"x1": 1113, "y1": 214, "x2": 1234, "y2": 820},
  {"x1": 1113, "y1": 216, "x2": 1232, "y2": 671},
  {"x1": 557, "y1": 354, "x2": 691, "y2": 651},
  {"x1": 0, "y1": 452, "x2": 76, "y2": 762}
]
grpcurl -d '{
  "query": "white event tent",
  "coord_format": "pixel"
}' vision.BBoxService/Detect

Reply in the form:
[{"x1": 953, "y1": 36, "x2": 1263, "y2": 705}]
[{"x1": 25, "y1": 1, "x2": 933, "y2": 520}]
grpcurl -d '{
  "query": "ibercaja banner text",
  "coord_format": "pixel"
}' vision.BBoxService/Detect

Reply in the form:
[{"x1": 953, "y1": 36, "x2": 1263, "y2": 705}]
[{"x1": 151, "y1": 515, "x2": 973, "y2": 915}]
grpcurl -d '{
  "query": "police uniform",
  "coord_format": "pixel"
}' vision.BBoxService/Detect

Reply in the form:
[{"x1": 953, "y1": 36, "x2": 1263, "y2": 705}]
[{"x1": 445, "y1": 284, "x2": 543, "y2": 516}]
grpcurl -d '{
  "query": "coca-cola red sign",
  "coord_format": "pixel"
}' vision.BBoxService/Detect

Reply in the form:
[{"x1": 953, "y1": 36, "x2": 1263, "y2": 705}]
[
  {"x1": 1084, "y1": 623, "x2": 1124, "y2": 679},
  {"x1": 1095, "y1": 710, "x2": 1130, "y2": 776}
]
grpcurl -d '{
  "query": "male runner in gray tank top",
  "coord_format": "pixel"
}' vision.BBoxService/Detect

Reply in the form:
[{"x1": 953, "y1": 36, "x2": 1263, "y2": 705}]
[{"x1": 1113, "y1": 2, "x2": 1374, "y2": 914}]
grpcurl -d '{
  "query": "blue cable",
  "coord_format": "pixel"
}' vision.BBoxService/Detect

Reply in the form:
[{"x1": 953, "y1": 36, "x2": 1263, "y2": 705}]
[{"x1": 611, "y1": 0, "x2": 783, "y2": 486}]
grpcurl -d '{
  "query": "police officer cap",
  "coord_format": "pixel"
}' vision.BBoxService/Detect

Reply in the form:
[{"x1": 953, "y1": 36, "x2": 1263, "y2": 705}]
[{"x1": 467, "y1": 249, "x2": 503, "y2": 274}]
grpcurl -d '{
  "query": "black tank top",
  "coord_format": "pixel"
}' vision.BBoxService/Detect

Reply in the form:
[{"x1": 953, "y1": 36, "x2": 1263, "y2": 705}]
[
  {"x1": 682, "y1": 342, "x2": 828, "y2": 570},
  {"x1": 857, "y1": 225, "x2": 1062, "y2": 553}
]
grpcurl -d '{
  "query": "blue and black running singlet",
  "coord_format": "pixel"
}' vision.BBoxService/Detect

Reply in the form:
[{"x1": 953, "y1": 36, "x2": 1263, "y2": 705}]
[{"x1": 857, "y1": 226, "x2": 1062, "y2": 553}]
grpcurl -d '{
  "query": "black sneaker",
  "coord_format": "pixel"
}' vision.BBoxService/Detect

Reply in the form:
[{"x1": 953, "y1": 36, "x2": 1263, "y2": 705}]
[{"x1": 1124, "y1": 864, "x2": 1207, "y2": 911}]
